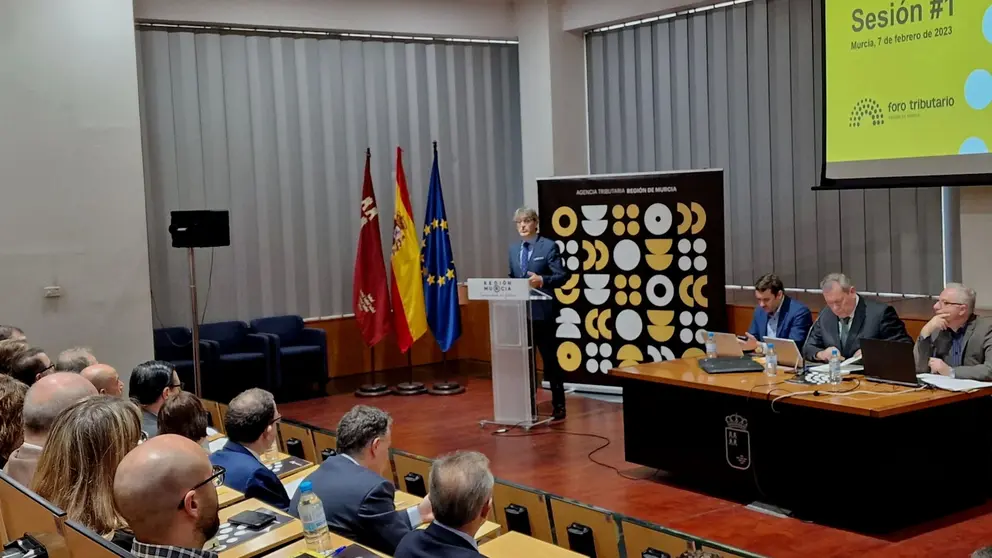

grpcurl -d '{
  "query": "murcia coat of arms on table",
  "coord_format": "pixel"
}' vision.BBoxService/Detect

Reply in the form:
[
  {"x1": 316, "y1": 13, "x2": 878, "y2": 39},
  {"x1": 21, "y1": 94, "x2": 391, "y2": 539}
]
[{"x1": 725, "y1": 413, "x2": 751, "y2": 471}]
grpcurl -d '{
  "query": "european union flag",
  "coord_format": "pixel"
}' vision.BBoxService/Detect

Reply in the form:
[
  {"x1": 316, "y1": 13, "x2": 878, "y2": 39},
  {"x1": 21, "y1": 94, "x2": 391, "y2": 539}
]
[{"x1": 421, "y1": 143, "x2": 461, "y2": 352}]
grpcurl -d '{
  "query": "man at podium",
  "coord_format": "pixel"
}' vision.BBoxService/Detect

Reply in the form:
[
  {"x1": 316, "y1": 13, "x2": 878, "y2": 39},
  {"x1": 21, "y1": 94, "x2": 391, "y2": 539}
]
[{"x1": 508, "y1": 207, "x2": 568, "y2": 420}]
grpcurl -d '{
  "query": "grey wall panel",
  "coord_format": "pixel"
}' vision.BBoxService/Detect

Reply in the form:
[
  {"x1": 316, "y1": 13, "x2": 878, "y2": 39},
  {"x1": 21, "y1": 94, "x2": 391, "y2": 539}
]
[
  {"x1": 586, "y1": 0, "x2": 942, "y2": 293},
  {"x1": 139, "y1": 29, "x2": 522, "y2": 324}
]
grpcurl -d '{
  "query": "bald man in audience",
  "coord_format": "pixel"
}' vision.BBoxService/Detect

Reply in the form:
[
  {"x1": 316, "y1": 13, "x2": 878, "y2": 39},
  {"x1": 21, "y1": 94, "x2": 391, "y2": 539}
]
[
  {"x1": 81, "y1": 364, "x2": 124, "y2": 397},
  {"x1": 55, "y1": 346, "x2": 97, "y2": 373},
  {"x1": 114, "y1": 435, "x2": 222, "y2": 558},
  {"x1": 2, "y1": 372, "x2": 97, "y2": 486}
]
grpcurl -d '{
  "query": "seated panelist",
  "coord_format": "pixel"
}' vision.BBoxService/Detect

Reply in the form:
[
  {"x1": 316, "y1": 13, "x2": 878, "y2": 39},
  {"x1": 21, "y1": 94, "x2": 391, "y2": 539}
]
[
  {"x1": 802, "y1": 273, "x2": 910, "y2": 362},
  {"x1": 739, "y1": 273, "x2": 812, "y2": 350},
  {"x1": 914, "y1": 283, "x2": 992, "y2": 380}
]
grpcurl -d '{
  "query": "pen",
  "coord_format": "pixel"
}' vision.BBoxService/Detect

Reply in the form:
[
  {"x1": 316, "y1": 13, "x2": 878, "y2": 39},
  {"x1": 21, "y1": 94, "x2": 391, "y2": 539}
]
[{"x1": 329, "y1": 546, "x2": 347, "y2": 557}]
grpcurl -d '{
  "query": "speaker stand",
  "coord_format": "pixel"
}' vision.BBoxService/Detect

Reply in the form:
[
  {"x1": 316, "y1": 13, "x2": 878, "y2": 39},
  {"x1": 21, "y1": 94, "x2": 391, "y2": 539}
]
[{"x1": 187, "y1": 247, "x2": 204, "y2": 398}]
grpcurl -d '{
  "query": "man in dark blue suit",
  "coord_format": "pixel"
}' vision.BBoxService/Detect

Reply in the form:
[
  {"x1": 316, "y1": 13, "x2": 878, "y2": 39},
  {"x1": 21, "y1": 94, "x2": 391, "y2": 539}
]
[
  {"x1": 740, "y1": 273, "x2": 813, "y2": 350},
  {"x1": 508, "y1": 207, "x2": 569, "y2": 420},
  {"x1": 290, "y1": 405, "x2": 433, "y2": 555},
  {"x1": 395, "y1": 451, "x2": 493, "y2": 558},
  {"x1": 209, "y1": 388, "x2": 290, "y2": 511}
]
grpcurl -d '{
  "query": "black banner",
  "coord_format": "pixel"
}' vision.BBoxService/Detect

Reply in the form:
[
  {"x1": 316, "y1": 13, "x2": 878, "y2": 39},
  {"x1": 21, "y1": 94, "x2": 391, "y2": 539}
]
[{"x1": 537, "y1": 170, "x2": 726, "y2": 387}]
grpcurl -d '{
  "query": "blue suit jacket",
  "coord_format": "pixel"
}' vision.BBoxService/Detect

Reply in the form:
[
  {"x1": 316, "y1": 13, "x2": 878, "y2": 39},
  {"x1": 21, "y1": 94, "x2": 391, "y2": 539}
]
[
  {"x1": 209, "y1": 441, "x2": 290, "y2": 511},
  {"x1": 747, "y1": 295, "x2": 813, "y2": 345},
  {"x1": 290, "y1": 455, "x2": 412, "y2": 556},
  {"x1": 507, "y1": 236, "x2": 567, "y2": 321},
  {"x1": 395, "y1": 523, "x2": 481, "y2": 558}
]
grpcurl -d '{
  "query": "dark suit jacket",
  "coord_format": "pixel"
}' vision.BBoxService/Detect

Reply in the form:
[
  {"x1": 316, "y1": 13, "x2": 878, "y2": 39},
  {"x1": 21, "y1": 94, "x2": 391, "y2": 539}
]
[
  {"x1": 747, "y1": 295, "x2": 813, "y2": 344},
  {"x1": 395, "y1": 523, "x2": 482, "y2": 558},
  {"x1": 290, "y1": 455, "x2": 412, "y2": 555},
  {"x1": 2, "y1": 443, "x2": 42, "y2": 488},
  {"x1": 507, "y1": 236, "x2": 567, "y2": 321},
  {"x1": 209, "y1": 441, "x2": 290, "y2": 511},
  {"x1": 802, "y1": 297, "x2": 911, "y2": 361},
  {"x1": 914, "y1": 316, "x2": 992, "y2": 380}
]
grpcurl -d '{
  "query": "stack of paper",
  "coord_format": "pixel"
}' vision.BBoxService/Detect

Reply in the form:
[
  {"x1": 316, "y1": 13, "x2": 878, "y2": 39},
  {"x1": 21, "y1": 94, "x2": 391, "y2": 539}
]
[
  {"x1": 918, "y1": 374, "x2": 992, "y2": 392},
  {"x1": 809, "y1": 354, "x2": 864, "y2": 374}
]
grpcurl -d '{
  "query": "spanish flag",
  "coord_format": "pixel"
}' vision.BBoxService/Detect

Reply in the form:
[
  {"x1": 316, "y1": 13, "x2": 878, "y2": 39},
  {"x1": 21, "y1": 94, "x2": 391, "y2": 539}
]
[{"x1": 389, "y1": 147, "x2": 428, "y2": 353}]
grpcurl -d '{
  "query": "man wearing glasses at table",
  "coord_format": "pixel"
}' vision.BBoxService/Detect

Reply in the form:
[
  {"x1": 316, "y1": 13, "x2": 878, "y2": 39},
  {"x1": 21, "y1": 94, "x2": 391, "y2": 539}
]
[
  {"x1": 209, "y1": 388, "x2": 290, "y2": 510},
  {"x1": 914, "y1": 283, "x2": 992, "y2": 380},
  {"x1": 115, "y1": 435, "x2": 225, "y2": 558}
]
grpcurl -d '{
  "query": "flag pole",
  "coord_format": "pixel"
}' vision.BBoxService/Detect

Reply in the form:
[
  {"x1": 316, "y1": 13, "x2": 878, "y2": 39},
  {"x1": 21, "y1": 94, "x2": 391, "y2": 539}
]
[
  {"x1": 393, "y1": 351, "x2": 426, "y2": 395},
  {"x1": 428, "y1": 349, "x2": 464, "y2": 395},
  {"x1": 355, "y1": 345, "x2": 391, "y2": 397}
]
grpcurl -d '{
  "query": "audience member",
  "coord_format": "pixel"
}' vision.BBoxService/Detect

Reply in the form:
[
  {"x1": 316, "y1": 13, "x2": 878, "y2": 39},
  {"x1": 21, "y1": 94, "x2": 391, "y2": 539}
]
[
  {"x1": 915, "y1": 283, "x2": 992, "y2": 379},
  {"x1": 0, "y1": 375, "x2": 28, "y2": 468},
  {"x1": 2, "y1": 372, "x2": 96, "y2": 486},
  {"x1": 395, "y1": 451, "x2": 493, "y2": 558},
  {"x1": 159, "y1": 392, "x2": 209, "y2": 446},
  {"x1": 129, "y1": 360, "x2": 182, "y2": 438},
  {"x1": 210, "y1": 388, "x2": 289, "y2": 509},
  {"x1": 55, "y1": 346, "x2": 98, "y2": 372},
  {"x1": 972, "y1": 547, "x2": 992, "y2": 558},
  {"x1": 291, "y1": 405, "x2": 433, "y2": 555},
  {"x1": 32, "y1": 395, "x2": 142, "y2": 548},
  {"x1": 81, "y1": 364, "x2": 124, "y2": 396},
  {"x1": 0, "y1": 325, "x2": 25, "y2": 342},
  {"x1": 114, "y1": 435, "x2": 223, "y2": 558},
  {"x1": 0, "y1": 339, "x2": 28, "y2": 375},
  {"x1": 9, "y1": 347, "x2": 54, "y2": 386}
]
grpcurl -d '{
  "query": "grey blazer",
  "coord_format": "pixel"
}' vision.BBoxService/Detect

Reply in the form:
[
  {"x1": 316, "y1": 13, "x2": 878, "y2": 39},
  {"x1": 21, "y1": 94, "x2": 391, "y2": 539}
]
[
  {"x1": 914, "y1": 316, "x2": 992, "y2": 380},
  {"x1": 2, "y1": 443, "x2": 42, "y2": 488}
]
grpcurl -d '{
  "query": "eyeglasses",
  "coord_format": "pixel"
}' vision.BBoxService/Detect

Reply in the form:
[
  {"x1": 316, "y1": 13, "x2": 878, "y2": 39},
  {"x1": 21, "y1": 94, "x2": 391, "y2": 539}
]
[
  {"x1": 38, "y1": 363, "x2": 55, "y2": 376},
  {"x1": 937, "y1": 300, "x2": 967, "y2": 307},
  {"x1": 169, "y1": 381, "x2": 184, "y2": 391},
  {"x1": 139, "y1": 430, "x2": 149, "y2": 443},
  {"x1": 177, "y1": 465, "x2": 225, "y2": 509},
  {"x1": 269, "y1": 414, "x2": 283, "y2": 426}
]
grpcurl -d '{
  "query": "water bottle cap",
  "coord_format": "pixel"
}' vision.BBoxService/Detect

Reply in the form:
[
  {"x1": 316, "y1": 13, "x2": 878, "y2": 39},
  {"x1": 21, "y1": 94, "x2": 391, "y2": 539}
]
[
  {"x1": 707, "y1": 331, "x2": 714, "y2": 338},
  {"x1": 832, "y1": 348, "x2": 839, "y2": 355},
  {"x1": 300, "y1": 480, "x2": 312, "y2": 493}
]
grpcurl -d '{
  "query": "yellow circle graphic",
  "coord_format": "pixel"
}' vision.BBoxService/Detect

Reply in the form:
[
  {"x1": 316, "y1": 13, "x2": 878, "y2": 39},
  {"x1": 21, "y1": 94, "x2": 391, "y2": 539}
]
[
  {"x1": 614, "y1": 275, "x2": 627, "y2": 289},
  {"x1": 629, "y1": 275, "x2": 642, "y2": 289},
  {"x1": 615, "y1": 292, "x2": 628, "y2": 305},
  {"x1": 627, "y1": 221, "x2": 640, "y2": 236},
  {"x1": 626, "y1": 204, "x2": 639, "y2": 219},
  {"x1": 683, "y1": 347, "x2": 705, "y2": 358},
  {"x1": 612, "y1": 222, "x2": 626, "y2": 236},
  {"x1": 629, "y1": 292, "x2": 642, "y2": 306},
  {"x1": 552, "y1": 207, "x2": 578, "y2": 237},
  {"x1": 612, "y1": 205, "x2": 625, "y2": 219},
  {"x1": 557, "y1": 341, "x2": 581, "y2": 372}
]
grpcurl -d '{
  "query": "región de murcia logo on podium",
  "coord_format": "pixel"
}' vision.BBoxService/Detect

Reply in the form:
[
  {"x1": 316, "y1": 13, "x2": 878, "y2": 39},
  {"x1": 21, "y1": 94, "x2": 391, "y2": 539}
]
[
  {"x1": 482, "y1": 279, "x2": 512, "y2": 295},
  {"x1": 725, "y1": 413, "x2": 751, "y2": 471}
]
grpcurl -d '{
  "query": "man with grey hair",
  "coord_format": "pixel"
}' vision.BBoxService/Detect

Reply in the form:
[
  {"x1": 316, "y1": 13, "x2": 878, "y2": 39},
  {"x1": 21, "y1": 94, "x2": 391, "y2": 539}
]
[
  {"x1": 209, "y1": 388, "x2": 289, "y2": 510},
  {"x1": 0, "y1": 325, "x2": 25, "y2": 342},
  {"x1": 395, "y1": 451, "x2": 493, "y2": 558},
  {"x1": 54, "y1": 346, "x2": 97, "y2": 373},
  {"x1": 291, "y1": 405, "x2": 433, "y2": 555},
  {"x1": 914, "y1": 283, "x2": 992, "y2": 379},
  {"x1": 803, "y1": 273, "x2": 910, "y2": 362},
  {"x1": 2, "y1": 372, "x2": 97, "y2": 486},
  {"x1": 508, "y1": 207, "x2": 568, "y2": 420}
]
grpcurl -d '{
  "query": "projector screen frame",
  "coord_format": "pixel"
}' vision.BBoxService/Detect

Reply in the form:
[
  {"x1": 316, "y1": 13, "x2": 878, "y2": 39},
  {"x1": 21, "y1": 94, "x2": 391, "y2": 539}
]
[{"x1": 816, "y1": 0, "x2": 992, "y2": 191}]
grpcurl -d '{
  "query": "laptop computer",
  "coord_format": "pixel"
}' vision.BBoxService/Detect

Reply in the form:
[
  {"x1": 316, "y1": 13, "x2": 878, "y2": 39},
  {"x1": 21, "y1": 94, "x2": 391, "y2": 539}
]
[
  {"x1": 860, "y1": 338, "x2": 919, "y2": 387},
  {"x1": 711, "y1": 332, "x2": 745, "y2": 357},
  {"x1": 764, "y1": 337, "x2": 804, "y2": 369}
]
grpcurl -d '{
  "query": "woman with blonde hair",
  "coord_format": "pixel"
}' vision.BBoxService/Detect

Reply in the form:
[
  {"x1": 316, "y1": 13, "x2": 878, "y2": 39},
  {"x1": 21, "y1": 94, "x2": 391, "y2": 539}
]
[
  {"x1": 31, "y1": 395, "x2": 142, "y2": 549},
  {"x1": 0, "y1": 375, "x2": 28, "y2": 467}
]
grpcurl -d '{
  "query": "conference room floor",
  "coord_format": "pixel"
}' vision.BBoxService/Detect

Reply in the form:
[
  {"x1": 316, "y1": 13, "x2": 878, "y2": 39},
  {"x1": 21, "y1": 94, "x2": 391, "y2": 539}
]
[{"x1": 281, "y1": 363, "x2": 992, "y2": 557}]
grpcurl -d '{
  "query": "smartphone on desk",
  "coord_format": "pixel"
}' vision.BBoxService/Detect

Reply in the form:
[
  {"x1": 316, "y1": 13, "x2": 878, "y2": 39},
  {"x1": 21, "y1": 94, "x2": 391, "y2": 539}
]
[{"x1": 228, "y1": 509, "x2": 277, "y2": 529}]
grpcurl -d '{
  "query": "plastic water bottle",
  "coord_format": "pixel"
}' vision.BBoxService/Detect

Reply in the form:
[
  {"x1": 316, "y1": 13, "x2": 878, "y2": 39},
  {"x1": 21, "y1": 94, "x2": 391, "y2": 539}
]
[
  {"x1": 297, "y1": 481, "x2": 332, "y2": 552},
  {"x1": 764, "y1": 344, "x2": 777, "y2": 377},
  {"x1": 828, "y1": 348, "x2": 842, "y2": 385},
  {"x1": 705, "y1": 332, "x2": 717, "y2": 359}
]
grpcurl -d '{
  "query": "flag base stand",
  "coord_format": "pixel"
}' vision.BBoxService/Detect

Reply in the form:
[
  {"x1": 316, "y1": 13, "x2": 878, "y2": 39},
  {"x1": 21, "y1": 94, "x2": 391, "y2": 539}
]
[
  {"x1": 394, "y1": 381, "x2": 427, "y2": 396},
  {"x1": 428, "y1": 381, "x2": 464, "y2": 395},
  {"x1": 355, "y1": 347, "x2": 391, "y2": 397},
  {"x1": 355, "y1": 383, "x2": 391, "y2": 397}
]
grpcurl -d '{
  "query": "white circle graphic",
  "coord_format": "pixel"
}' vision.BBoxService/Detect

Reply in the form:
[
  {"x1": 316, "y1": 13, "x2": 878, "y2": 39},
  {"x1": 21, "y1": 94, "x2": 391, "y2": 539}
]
[
  {"x1": 678, "y1": 239, "x2": 692, "y2": 253},
  {"x1": 644, "y1": 203, "x2": 673, "y2": 235},
  {"x1": 586, "y1": 359, "x2": 598, "y2": 373},
  {"x1": 680, "y1": 329, "x2": 693, "y2": 343},
  {"x1": 646, "y1": 275, "x2": 675, "y2": 306},
  {"x1": 615, "y1": 309, "x2": 644, "y2": 341},
  {"x1": 694, "y1": 256, "x2": 707, "y2": 271},
  {"x1": 586, "y1": 342, "x2": 598, "y2": 357},
  {"x1": 567, "y1": 256, "x2": 579, "y2": 270},
  {"x1": 566, "y1": 240, "x2": 579, "y2": 254},
  {"x1": 695, "y1": 312, "x2": 709, "y2": 327},
  {"x1": 600, "y1": 343, "x2": 613, "y2": 358},
  {"x1": 693, "y1": 238, "x2": 707, "y2": 253},
  {"x1": 613, "y1": 239, "x2": 641, "y2": 271},
  {"x1": 680, "y1": 311, "x2": 693, "y2": 326},
  {"x1": 679, "y1": 256, "x2": 692, "y2": 271}
]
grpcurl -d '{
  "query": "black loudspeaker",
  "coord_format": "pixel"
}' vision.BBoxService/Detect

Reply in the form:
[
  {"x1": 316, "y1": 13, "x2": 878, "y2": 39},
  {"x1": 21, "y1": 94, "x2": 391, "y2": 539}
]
[
  {"x1": 404, "y1": 472, "x2": 427, "y2": 497},
  {"x1": 642, "y1": 549, "x2": 672, "y2": 558},
  {"x1": 320, "y1": 448, "x2": 337, "y2": 461},
  {"x1": 504, "y1": 504, "x2": 531, "y2": 535},
  {"x1": 566, "y1": 523, "x2": 597, "y2": 558},
  {"x1": 286, "y1": 438, "x2": 305, "y2": 460},
  {"x1": 169, "y1": 210, "x2": 230, "y2": 248}
]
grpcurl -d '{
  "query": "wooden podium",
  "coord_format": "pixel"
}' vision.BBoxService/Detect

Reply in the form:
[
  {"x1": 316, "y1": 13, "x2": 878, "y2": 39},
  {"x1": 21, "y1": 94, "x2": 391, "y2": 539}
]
[{"x1": 467, "y1": 278, "x2": 552, "y2": 430}]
